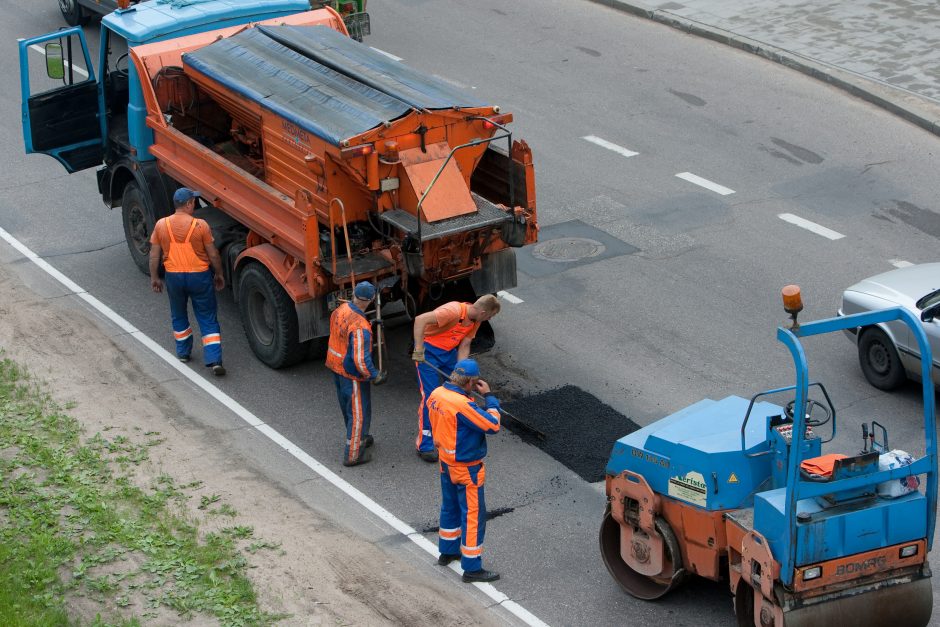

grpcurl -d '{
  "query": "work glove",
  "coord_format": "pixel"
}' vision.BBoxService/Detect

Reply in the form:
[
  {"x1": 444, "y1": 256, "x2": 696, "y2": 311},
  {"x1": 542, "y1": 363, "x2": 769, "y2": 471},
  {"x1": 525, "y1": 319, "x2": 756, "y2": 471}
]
[
  {"x1": 373, "y1": 372, "x2": 387, "y2": 386},
  {"x1": 411, "y1": 348, "x2": 425, "y2": 363}
]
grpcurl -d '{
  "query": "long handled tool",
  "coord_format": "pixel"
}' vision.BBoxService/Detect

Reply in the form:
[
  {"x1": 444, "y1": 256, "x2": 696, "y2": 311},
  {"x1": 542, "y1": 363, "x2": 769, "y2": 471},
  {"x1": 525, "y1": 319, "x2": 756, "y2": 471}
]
[{"x1": 420, "y1": 360, "x2": 545, "y2": 441}]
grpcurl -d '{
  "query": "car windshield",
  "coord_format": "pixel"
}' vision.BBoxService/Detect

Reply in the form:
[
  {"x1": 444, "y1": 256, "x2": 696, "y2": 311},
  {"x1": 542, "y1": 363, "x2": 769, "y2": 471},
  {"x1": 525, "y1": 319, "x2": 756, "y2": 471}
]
[{"x1": 916, "y1": 288, "x2": 940, "y2": 310}]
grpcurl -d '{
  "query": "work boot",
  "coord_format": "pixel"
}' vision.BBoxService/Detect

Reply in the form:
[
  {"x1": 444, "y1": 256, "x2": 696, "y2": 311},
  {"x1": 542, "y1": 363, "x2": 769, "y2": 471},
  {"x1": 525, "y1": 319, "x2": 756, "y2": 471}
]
[
  {"x1": 209, "y1": 363, "x2": 226, "y2": 376},
  {"x1": 363, "y1": 434, "x2": 374, "y2": 449},
  {"x1": 178, "y1": 355, "x2": 191, "y2": 363},
  {"x1": 343, "y1": 448, "x2": 373, "y2": 467},
  {"x1": 462, "y1": 569, "x2": 499, "y2": 583},
  {"x1": 437, "y1": 553, "x2": 459, "y2": 566},
  {"x1": 417, "y1": 449, "x2": 438, "y2": 463}
]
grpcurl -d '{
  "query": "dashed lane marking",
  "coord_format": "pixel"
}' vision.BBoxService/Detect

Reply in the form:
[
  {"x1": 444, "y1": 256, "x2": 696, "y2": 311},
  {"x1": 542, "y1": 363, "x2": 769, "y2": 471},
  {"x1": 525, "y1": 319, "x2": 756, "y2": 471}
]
[
  {"x1": 497, "y1": 290, "x2": 523, "y2": 304},
  {"x1": 582, "y1": 135, "x2": 639, "y2": 158},
  {"x1": 370, "y1": 46, "x2": 403, "y2": 61},
  {"x1": 0, "y1": 225, "x2": 548, "y2": 627},
  {"x1": 675, "y1": 172, "x2": 735, "y2": 195},
  {"x1": 890, "y1": 259, "x2": 914, "y2": 268},
  {"x1": 27, "y1": 43, "x2": 89, "y2": 78},
  {"x1": 777, "y1": 213, "x2": 845, "y2": 240}
]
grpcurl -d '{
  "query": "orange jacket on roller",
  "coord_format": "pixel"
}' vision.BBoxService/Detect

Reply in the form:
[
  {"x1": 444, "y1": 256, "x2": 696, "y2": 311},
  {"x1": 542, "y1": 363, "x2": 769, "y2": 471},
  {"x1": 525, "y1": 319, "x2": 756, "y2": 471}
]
[{"x1": 424, "y1": 302, "x2": 479, "y2": 351}]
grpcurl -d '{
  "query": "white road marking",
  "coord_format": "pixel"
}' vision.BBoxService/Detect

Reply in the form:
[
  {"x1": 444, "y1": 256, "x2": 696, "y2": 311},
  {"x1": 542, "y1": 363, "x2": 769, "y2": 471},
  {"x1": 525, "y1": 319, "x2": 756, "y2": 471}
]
[
  {"x1": 582, "y1": 135, "x2": 639, "y2": 158},
  {"x1": 890, "y1": 259, "x2": 914, "y2": 268},
  {"x1": 29, "y1": 43, "x2": 89, "y2": 78},
  {"x1": 370, "y1": 46, "x2": 402, "y2": 61},
  {"x1": 675, "y1": 172, "x2": 735, "y2": 195},
  {"x1": 0, "y1": 225, "x2": 548, "y2": 627},
  {"x1": 497, "y1": 290, "x2": 523, "y2": 304},
  {"x1": 777, "y1": 213, "x2": 845, "y2": 240}
]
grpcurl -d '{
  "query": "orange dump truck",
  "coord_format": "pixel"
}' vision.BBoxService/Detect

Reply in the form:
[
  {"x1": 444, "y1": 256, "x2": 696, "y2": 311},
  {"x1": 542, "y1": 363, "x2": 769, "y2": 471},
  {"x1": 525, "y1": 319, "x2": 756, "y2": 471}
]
[{"x1": 126, "y1": 11, "x2": 537, "y2": 366}]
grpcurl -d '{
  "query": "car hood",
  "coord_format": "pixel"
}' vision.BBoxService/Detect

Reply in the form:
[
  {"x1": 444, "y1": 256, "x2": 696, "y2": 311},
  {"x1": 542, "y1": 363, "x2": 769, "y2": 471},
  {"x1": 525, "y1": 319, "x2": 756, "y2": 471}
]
[{"x1": 845, "y1": 263, "x2": 940, "y2": 307}]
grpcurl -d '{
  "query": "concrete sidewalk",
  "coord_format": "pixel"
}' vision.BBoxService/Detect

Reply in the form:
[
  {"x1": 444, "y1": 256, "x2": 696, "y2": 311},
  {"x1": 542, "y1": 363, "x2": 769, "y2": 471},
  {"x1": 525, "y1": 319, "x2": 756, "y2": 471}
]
[{"x1": 589, "y1": 0, "x2": 940, "y2": 136}]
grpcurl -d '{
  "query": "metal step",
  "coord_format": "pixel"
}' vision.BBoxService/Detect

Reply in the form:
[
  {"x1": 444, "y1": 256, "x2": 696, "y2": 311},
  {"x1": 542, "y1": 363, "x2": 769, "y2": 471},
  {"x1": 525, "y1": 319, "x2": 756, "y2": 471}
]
[
  {"x1": 322, "y1": 251, "x2": 395, "y2": 282},
  {"x1": 377, "y1": 192, "x2": 512, "y2": 242}
]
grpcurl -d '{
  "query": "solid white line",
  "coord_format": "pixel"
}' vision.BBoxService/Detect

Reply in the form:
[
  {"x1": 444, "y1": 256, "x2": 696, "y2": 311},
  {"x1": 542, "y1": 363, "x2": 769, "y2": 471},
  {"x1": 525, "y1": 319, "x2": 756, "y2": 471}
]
[
  {"x1": 582, "y1": 135, "x2": 639, "y2": 158},
  {"x1": 0, "y1": 225, "x2": 547, "y2": 627},
  {"x1": 370, "y1": 46, "x2": 402, "y2": 61},
  {"x1": 890, "y1": 259, "x2": 914, "y2": 268},
  {"x1": 29, "y1": 43, "x2": 89, "y2": 78},
  {"x1": 497, "y1": 290, "x2": 523, "y2": 304},
  {"x1": 675, "y1": 172, "x2": 735, "y2": 195},
  {"x1": 777, "y1": 213, "x2": 845, "y2": 240}
]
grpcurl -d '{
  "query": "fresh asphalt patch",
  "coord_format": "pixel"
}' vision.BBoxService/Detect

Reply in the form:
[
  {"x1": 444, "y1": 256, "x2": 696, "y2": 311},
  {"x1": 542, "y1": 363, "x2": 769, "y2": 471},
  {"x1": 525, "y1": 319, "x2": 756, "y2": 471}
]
[{"x1": 501, "y1": 386, "x2": 641, "y2": 482}]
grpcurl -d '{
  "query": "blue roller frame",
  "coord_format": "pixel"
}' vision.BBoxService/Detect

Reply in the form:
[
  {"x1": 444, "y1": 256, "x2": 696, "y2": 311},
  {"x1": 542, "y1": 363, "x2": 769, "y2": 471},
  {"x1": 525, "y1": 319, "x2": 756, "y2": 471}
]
[{"x1": 776, "y1": 307, "x2": 937, "y2": 586}]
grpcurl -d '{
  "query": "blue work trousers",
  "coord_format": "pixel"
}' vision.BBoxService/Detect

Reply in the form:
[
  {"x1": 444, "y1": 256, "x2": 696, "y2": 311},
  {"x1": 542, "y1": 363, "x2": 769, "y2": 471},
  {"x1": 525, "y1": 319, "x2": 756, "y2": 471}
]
[
  {"x1": 165, "y1": 270, "x2": 221, "y2": 365},
  {"x1": 334, "y1": 373, "x2": 372, "y2": 464},
  {"x1": 439, "y1": 461, "x2": 487, "y2": 572},
  {"x1": 415, "y1": 344, "x2": 458, "y2": 453}
]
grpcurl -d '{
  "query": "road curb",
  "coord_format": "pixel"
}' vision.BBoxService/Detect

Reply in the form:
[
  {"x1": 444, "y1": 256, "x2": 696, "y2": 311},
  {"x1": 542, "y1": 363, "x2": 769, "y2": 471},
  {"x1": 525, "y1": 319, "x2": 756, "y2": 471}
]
[{"x1": 587, "y1": 0, "x2": 940, "y2": 138}]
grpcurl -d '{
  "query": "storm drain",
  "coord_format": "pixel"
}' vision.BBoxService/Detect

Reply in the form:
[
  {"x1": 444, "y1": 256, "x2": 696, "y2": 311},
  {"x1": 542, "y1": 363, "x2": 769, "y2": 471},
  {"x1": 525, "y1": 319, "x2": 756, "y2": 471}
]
[{"x1": 502, "y1": 385, "x2": 640, "y2": 482}]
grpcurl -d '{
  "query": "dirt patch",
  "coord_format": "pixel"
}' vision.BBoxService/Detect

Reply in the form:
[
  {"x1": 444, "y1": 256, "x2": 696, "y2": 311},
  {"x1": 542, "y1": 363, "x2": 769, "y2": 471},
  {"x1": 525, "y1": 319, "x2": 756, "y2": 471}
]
[
  {"x1": 502, "y1": 385, "x2": 641, "y2": 482},
  {"x1": 0, "y1": 261, "x2": 500, "y2": 625}
]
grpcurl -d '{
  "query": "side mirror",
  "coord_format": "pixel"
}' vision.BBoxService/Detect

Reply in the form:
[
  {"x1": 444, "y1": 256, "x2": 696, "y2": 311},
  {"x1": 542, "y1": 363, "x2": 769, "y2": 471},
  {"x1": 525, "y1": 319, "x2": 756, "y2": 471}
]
[
  {"x1": 921, "y1": 303, "x2": 940, "y2": 323},
  {"x1": 44, "y1": 42, "x2": 65, "y2": 80}
]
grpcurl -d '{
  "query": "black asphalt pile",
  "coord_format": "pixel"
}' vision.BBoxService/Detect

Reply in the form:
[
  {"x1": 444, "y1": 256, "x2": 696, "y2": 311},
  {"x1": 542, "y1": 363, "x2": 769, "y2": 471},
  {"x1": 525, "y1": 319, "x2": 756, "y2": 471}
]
[{"x1": 501, "y1": 385, "x2": 641, "y2": 482}]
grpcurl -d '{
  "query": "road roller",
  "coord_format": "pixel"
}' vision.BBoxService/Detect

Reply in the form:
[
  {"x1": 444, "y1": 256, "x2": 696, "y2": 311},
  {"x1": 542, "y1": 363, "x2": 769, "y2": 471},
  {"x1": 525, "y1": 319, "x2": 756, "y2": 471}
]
[{"x1": 601, "y1": 287, "x2": 936, "y2": 626}]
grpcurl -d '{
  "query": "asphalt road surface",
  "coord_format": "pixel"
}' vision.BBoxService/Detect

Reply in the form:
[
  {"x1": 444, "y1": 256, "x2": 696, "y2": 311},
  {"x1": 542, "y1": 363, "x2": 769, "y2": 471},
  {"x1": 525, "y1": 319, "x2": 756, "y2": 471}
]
[{"x1": 4, "y1": 0, "x2": 940, "y2": 624}]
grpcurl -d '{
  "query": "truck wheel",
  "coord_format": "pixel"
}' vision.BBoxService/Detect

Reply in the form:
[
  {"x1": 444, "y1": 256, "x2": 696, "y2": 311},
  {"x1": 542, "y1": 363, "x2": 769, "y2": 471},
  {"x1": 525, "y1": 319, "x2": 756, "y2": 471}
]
[
  {"x1": 237, "y1": 263, "x2": 307, "y2": 369},
  {"x1": 122, "y1": 183, "x2": 153, "y2": 275},
  {"x1": 858, "y1": 327, "x2": 906, "y2": 390},
  {"x1": 58, "y1": 0, "x2": 89, "y2": 26}
]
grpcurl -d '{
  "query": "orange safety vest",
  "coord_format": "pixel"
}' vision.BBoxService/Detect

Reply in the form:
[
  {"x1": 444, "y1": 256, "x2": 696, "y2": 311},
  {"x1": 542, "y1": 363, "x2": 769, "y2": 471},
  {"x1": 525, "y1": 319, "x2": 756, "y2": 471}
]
[
  {"x1": 161, "y1": 217, "x2": 209, "y2": 273},
  {"x1": 326, "y1": 302, "x2": 373, "y2": 380},
  {"x1": 428, "y1": 383, "x2": 500, "y2": 466},
  {"x1": 424, "y1": 303, "x2": 479, "y2": 351}
]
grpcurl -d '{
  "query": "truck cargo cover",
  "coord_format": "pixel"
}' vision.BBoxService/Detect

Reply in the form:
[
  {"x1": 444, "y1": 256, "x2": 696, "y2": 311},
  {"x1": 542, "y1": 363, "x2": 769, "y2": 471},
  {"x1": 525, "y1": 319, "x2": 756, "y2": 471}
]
[{"x1": 182, "y1": 25, "x2": 485, "y2": 146}]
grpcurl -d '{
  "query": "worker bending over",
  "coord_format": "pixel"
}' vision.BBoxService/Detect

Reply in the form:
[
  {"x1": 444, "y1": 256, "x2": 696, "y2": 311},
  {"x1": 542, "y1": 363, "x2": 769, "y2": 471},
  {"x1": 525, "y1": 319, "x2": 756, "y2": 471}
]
[
  {"x1": 427, "y1": 358, "x2": 501, "y2": 583},
  {"x1": 412, "y1": 295, "x2": 500, "y2": 462},
  {"x1": 326, "y1": 281, "x2": 386, "y2": 466},
  {"x1": 149, "y1": 187, "x2": 226, "y2": 375}
]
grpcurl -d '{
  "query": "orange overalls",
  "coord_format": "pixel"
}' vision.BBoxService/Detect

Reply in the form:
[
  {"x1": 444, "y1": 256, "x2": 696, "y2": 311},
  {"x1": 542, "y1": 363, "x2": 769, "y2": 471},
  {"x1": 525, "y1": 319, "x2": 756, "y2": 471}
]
[
  {"x1": 415, "y1": 303, "x2": 480, "y2": 453},
  {"x1": 427, "y1": 381, "x2": 500, "y2": 571}
]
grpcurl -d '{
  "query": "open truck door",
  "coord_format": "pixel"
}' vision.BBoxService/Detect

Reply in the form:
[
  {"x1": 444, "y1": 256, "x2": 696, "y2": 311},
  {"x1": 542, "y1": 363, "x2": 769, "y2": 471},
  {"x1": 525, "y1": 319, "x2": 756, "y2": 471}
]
[{"x1": 18, "y1": 28, "x2": 103, "y2": 173}]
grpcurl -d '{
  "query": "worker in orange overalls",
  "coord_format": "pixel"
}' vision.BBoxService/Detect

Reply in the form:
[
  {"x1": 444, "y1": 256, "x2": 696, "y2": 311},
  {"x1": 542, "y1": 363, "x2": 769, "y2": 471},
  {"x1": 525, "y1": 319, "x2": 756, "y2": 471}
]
[
  {"x1": 149, "y1": 188, "x2": 226, "y2": 375},
  {"x1": 427, "y1": 358, "x2": 501, "y2": 583},
  {"x1": 326, "y1": 281, "x2": 386, "y2": 466},
  {"x1": 411, "y1": 295, "x2": 500, "y2": 462}
]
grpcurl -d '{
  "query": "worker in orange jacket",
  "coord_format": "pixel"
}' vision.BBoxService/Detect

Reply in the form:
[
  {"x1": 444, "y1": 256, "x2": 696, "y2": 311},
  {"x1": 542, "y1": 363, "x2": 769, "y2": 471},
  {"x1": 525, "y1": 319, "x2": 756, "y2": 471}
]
[
  {"x1": 326, "y1": 281, "x2": 386, "y2": 466},
  {"x1": 427, "y1": 358, "x2": 501, "y2": 583},
  {"x1": 149, "y1": 187, "x2": 226, "y2": 375},
  {"x1": 412, "y1": 295, "x2": 500, "y2": 462}
]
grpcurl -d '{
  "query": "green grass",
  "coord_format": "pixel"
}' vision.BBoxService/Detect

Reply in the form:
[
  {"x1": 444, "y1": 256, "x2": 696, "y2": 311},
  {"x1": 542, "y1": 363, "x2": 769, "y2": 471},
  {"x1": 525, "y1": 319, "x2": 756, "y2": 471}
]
[{"x1": 0, "y1": 358, "x2": 287, "y2": 626}]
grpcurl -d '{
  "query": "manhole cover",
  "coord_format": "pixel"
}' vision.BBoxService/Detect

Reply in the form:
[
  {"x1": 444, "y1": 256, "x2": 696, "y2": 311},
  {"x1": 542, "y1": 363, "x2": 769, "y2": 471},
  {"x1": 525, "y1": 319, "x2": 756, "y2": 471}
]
[{"x1": 531, "y1": 237, "x2": 606, "y2": 263}]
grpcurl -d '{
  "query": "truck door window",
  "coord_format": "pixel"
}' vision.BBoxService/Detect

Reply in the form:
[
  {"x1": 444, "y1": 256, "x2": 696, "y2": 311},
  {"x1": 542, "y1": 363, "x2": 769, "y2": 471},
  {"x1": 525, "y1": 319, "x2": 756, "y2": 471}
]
[{"x1": 25, "y1": 33, "x2": 91, "y2": 97}]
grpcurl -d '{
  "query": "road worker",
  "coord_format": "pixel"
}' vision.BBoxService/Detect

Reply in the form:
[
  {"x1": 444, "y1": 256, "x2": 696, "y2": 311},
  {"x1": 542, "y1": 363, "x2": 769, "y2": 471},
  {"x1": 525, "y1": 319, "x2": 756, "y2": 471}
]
[
  {"x1": 326, "y1": 281, "x2": 386, "y2": 466},
  {"x1": 149, "y1": 187, "x2": 226, "y2": 375},
  {"x1": 411, "y1": 295, "x2": 500, "y2": 462},
  {"x1": 427, "y1": 358, "x2": 501, "y2": 583}
]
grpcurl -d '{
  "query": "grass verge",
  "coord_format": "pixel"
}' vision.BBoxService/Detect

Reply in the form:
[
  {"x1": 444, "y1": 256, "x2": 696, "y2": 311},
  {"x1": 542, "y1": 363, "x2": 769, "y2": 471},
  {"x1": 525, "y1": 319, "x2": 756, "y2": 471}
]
[{"x1": 0, "y1": 358, "x2": 285, "y2": 626}]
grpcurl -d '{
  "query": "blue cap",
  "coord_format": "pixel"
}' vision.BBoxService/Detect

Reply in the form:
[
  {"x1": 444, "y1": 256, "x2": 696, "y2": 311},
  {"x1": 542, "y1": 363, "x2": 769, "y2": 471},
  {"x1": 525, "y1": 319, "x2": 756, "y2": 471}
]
[
  {"x1": 453, "y1": 358, "x2": 480, "y2": 378},
  {"x1": 353, "y1": 281, "x2": 376, "y2": 300},
  {"x1": 173, "y1": 187, "x2": 201, "y2": 206}
]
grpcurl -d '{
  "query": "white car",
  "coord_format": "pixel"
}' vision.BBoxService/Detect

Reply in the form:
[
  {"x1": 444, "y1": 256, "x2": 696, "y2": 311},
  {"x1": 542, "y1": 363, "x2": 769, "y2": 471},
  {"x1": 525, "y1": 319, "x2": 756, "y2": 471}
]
[{"x1": 839, "y1": 263, "x2": 940, "y2": 390}]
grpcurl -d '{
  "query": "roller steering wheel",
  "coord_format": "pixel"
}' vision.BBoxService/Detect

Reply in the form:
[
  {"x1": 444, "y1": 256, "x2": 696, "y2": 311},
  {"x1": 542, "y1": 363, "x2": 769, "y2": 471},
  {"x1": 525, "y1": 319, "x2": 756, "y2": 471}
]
[{"x1": 784, "y1": 398, "x2": 832, "y2": 427}]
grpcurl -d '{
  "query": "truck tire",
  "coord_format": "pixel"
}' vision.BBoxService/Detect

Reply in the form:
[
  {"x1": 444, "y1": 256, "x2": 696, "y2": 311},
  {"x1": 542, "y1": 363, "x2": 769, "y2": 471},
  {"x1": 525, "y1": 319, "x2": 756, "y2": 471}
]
[
  {"x1": 237, "y1": 263, "x2": 307, "y2": 369},
  {"x1": 122, "y1": 183, "x2": 154, "y2": 275},
  {"x1": 858, "y1": 327, "x2": 907, "y2": 390},
  {"x1": 59, "y1": 0, "x2": 89, "y2": 26}
]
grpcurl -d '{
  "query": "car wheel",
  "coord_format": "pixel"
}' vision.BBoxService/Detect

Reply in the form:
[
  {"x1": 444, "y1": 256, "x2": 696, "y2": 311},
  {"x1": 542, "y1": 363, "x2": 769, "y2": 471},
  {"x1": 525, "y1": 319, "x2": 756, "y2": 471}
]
[
  {"x1": 59, "y1": 0, "x2": 89, "y2": 26},
  {"x1": 858, "y1": 327, "x2": 907, "y2": 390}
]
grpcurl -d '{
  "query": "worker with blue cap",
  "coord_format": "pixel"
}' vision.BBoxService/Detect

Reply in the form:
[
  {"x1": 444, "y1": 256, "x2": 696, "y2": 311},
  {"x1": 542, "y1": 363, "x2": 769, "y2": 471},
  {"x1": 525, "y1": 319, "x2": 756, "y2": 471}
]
[
  {"x1": 326, "y1": 281, "x2": 386, "y2": 466},
  {"x1": 426, "y1": 358, "x2": 502, "y2": 583}
]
